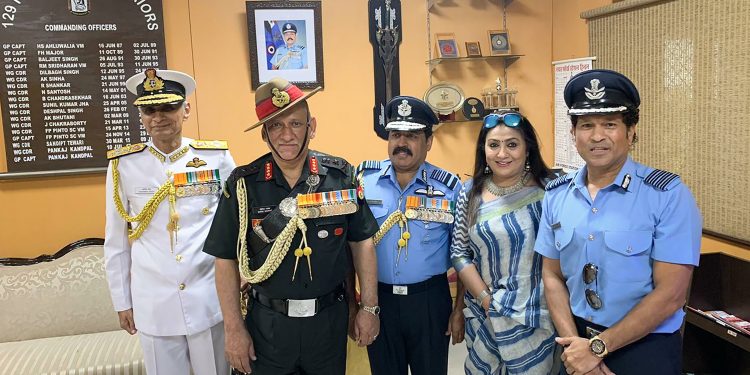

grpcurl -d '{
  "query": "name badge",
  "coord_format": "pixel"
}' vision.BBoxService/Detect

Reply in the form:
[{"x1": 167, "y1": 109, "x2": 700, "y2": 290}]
[
  {"x1": 393, "y1": 285, "x2": 408, "y2": 295},
  {"x1": 134, "y1": 186, "x2": 158, "y2": 195}
]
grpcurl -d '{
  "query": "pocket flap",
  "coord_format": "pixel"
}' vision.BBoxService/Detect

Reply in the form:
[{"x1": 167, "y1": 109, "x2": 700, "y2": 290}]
[
  {"x1": 604, "y1": 230, "x2": 652, "y2": 256},
  {"x1": 370, "y1": 205, "x2": 390, "y2": 219},
  {"x1": 553, "y1": 227, "x2": 574, "y2": 251}
]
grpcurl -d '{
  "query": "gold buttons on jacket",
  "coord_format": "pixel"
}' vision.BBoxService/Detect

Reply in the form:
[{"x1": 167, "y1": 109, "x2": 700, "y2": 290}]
[
  {"x1": 176, "y1": 254, "x2": 183, "y2": 262},
  {"x1": 202, "y1": 207, "x2": 210, "y2": 215},
  {"x1": 179, "y1": 283, "x2": 186, "y2": 290}
]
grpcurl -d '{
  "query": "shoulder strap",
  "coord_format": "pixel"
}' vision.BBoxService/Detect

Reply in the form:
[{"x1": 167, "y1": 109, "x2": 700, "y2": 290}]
[
  {"x1": 430, "y1": 169, "x2": 459, "y2": 190},
  {"x1": 107, "y1": 143, "x2": 146, "y2": 159},
  {"x1": 545, "y1": 174, "x2": 573, "y2": 191},
  {"x1": 644, "y1": 169, "x2": 680, "y2": 191},
  {"x1": 190, "y1": 140, "x2": 229, "y2": 150}
]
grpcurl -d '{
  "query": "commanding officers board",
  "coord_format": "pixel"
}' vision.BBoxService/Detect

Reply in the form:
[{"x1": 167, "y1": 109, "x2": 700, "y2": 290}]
[{"x1": 0, "y1": 0, "x2": 166, "y2": 174}]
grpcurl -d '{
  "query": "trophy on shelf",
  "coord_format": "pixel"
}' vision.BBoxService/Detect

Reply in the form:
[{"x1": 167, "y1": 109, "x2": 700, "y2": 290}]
[{"x1": 482, "y1": 77, "x2": 518, "y2": 111}]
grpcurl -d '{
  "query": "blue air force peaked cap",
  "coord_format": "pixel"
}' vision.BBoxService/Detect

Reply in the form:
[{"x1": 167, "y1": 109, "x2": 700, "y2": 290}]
[
  {"x1": 385, "y1": 96, "x2": 439, "y2": 132},
  {"x1": 564, "y1": 69, "x2": 640, "y2": 116},
  {"x1": 282, "y1": 22, "x2": 297, "y2": 34}
]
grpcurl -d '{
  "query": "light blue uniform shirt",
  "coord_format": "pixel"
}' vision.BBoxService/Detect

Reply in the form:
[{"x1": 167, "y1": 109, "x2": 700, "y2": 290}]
[
  {"x1": 270, "y1": 44, "x2": 307, "y2": 69},
  {"x1": 360, "y1": 160, "x2": 462, "y2": 285},
  {"x1": 535, "y1": 157, "x2": 701, "y2": 333}
]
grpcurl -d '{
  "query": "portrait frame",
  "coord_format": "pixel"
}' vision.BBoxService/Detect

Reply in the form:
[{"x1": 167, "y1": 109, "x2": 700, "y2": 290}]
[
  {"x1": 246, "y1": 1, "x2": 324, "y2": 90},
  {"x1": 487, "y1": 30, "x2": 511, "y2": 56},
  {"x1": 465, "y1": 41, "x2": 482, "y2": 57},
  {"x1": 435, "y1": 32, "x2": 459, "y2": 58}
]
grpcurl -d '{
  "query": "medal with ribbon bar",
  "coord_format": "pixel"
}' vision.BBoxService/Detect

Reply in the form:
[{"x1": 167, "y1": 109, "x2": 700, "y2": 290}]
[
  {"x1": 173, "y1": 169, "x2": 222, "y2": 197},
  {"x1": 404, "y1": 196, "x2": 455, "y2": 224},
  {"x1": 297, "y1": 188, "x2": 359, "y2": 219}
]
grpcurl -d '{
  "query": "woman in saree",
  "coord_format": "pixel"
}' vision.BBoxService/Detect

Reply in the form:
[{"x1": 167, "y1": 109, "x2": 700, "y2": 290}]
[{"x1": 450, "y1": 111, "x2": 556, "y2": 375}]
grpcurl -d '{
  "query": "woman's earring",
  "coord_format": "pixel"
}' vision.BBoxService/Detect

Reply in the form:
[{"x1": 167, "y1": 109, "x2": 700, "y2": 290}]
[
  {"x1": 484, "y1": 165, "x2": 491, "y2": 174},
  {"x1": 524, "y1": 159, "x2": 530, "y2": 172}
]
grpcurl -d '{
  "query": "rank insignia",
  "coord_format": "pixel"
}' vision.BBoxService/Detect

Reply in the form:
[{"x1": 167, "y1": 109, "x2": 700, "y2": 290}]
[
  {"x1": 190, "y1": 140, "x2": 229, "y2": 150},
  {"x1": 620, "y1": 174, "x2": 631, "y2": 190},
  {"x1": 264, "y1": 161, "x2": 273, "y2": 181},
  {"x1": 107, "y1": 143, "x2": 147, "y2": 159},
  {"x1": 186, "y1": 157, "x2": 208, "y2": 168}
]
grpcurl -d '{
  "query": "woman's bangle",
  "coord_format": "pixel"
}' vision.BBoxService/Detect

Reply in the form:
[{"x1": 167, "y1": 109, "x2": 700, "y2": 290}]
[{"x1": 478, "y1": 289, "x2": 491, "y2": 303}]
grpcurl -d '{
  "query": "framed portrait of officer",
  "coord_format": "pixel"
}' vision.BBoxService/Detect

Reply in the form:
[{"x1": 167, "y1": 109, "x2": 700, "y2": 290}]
[{"x1": 246, "y1": 1, "x2": 324, "y2": 89}]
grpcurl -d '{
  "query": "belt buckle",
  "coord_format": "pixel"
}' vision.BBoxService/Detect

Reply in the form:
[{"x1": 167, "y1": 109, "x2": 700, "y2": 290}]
[
  {"x1": 585, "y1": 326, "x2": 602, "y2": 338},
  {"x1": 287, "y1": 298, "x2": 316, "y2": 317},
  {"x1": 393, "y1": 285, "x2": 408, "y2": 295}
]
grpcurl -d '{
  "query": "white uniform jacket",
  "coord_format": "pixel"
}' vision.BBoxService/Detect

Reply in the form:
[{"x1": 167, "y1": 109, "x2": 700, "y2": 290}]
[{"x1": 104, "y1": 137, "x2": 236, "y2": 336}]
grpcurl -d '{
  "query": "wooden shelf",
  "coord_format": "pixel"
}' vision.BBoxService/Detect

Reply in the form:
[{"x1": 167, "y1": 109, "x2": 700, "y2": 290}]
[
  {"x1": 686, "y1": 308, "x2": 750, "y2": 352},
  {"x1": 428, "y1": 0, "x2": 513, "y2": 11},
  {"x1": 426, "y1": 54, "x2": 523, "y2": 72}
]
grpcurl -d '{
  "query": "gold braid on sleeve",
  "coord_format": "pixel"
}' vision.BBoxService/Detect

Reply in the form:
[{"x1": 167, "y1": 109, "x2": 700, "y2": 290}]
[
  {"x1": 235, "y1": 178, "x2": 308, "y2": 284},
  {"x1": 111, "y1": 158, "x2": 175, "y2": 241}
]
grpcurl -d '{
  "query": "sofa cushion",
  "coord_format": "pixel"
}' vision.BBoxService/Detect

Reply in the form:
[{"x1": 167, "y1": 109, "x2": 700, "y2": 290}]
[
  {"x1": 0, "y1": 244, "x2": 121, "y2": 342},
  {"x1": 0, "y1": 330, "x2": 144, "y2": 375}
]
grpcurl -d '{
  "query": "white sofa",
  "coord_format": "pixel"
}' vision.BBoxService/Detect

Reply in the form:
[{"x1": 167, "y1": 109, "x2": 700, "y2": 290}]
[{"x1": 0, "y1": 239, "x2": 145, "y2": 374}]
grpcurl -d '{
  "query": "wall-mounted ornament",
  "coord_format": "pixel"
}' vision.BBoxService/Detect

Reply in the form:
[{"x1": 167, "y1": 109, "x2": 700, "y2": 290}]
[{"x1": 369, "y1": 0, "x2": 402, "y2": 140}]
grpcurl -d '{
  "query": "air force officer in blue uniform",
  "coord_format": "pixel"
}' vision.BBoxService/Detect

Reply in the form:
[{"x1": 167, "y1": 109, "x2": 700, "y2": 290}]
[
  {"x1": 535, "y1": 69, "x2": 701, "y2": 375},
  {"x1": 359, "y1": 96, "x2": 466, "y2": 375}
]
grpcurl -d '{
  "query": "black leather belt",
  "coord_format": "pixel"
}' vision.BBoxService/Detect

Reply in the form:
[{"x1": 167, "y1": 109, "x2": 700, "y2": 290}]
[
  {"x1": 573, "y1": 316, "x2": 678, "y2": 339},
  {"x1": 251, "y1": 285, "x2": 345, "y2": 318},
  {"x1": 378, "y1": 273, "x2": 447, "y2": 295}
]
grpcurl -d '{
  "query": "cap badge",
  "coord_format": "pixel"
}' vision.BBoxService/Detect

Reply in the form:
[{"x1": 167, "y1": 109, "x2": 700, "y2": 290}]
[
  {"x1": 585, "y1": 78, "x2": 606, "y2": 100},
  {"x1": 143, "y1": 69, "x2": 165, "y2": 92},
  {"x1": 271, "y1": 87, "x2": 291, "y2": 108},
  {"x1": 397, "y1": 99, "x2": 412, "y2": 116},
  {"x1": 286, "y1": 24, "x2": 292, "y2": 30}
]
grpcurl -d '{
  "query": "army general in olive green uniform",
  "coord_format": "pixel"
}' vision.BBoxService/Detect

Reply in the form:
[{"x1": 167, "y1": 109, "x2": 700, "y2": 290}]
[{"x1": 204, "y1": 78, "x2": 380, "y2": 375}]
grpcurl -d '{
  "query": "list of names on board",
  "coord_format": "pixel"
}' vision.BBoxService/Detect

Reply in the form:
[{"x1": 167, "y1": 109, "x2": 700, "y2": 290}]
[{"x1": 0, "y1": 0, "x2": 166, "y2": 173}]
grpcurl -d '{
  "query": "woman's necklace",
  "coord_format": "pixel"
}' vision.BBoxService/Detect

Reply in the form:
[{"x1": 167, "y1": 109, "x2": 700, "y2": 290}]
[{"x1": 485, "y1": 172, "x2": 530, "y2": 197}]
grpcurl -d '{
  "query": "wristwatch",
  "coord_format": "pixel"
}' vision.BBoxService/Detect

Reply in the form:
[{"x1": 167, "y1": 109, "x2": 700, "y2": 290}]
[
  {"x1": 589, "y1": 335, "x2": 608, "y2": 358},
  {"x1": 359, "y1": 303, "x2": 380, "y2": 317}
]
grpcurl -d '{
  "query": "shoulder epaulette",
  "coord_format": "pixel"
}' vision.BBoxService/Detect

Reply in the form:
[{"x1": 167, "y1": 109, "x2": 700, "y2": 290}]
[
  {"x1": 430, "y1": 169, "x2": 459, "y2": 190},
  {"x1": 190, "y1": 140, "x2": 228, "y2": 150},
  {"x1": 107, "y1": 143, "x2": 146, "y2": 159},
  {"x1": 644, "y1": 169, "x2": 680, "y2": 191},
  {"x1": 545, "y1": 174, "x2": 573, "y2": 191},
  {"x1": 357, "y1": 160, "x2": 381, "y2": 173},
  {"x1": 316, "y1": 153, "x2": 351, "y2": 172}
]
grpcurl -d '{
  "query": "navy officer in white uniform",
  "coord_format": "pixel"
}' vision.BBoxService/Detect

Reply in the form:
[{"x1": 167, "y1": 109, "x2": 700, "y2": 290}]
[
  {"x1": 104, "y1": 68, "x2": 236, "y2": 374},
  {"x1": 535, "y1": 69, "x2": 701, "y2": 375}
]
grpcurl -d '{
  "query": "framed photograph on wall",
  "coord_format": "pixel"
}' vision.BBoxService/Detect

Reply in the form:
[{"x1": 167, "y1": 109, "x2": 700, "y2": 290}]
[
  {"x1": 246, "y1": 1, "x2": 324, "y2": 90},
  {"x1": 465, "y1": 41, "x2": 482, "y2": 57},
  {"x1": 435, "y1": 33, "x2": 459, "y2": 58},
  {"x1": 488, "y1": 30, "x2": 511, "y2": 56}
]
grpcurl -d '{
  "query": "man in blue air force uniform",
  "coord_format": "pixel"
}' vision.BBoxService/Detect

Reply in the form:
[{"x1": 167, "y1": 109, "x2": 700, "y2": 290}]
[
  {"x1": 270, "y1": 22, "x2": 308, "y2": 70},
  {"x1": 535, "y1": 69, "x2": 702, "y2": 375},
  {"x1": 359, "y1": 96, "x2": 466, "y2": 375}
]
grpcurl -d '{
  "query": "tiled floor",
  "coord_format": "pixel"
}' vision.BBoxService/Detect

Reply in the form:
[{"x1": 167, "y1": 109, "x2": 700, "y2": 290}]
[
  {"x1": 447, "y1": 341, "x2": 469, "y2": 374},
  {"x1": 346, "y1": 339, "x2": 469, "y2": 374}
]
